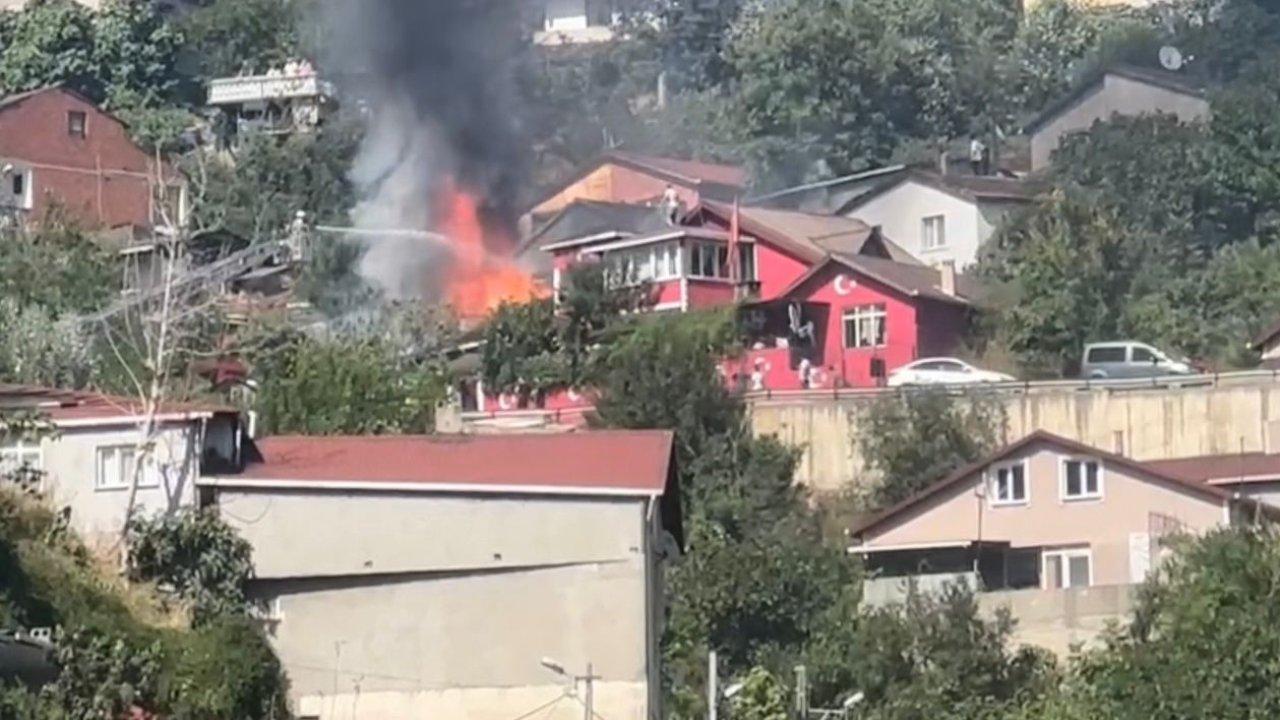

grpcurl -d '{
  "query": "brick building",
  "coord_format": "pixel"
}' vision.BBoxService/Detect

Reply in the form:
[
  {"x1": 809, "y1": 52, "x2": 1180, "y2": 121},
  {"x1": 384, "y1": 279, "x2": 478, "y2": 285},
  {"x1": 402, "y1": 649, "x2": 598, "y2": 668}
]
[{"x1": 0, "y1": 87, "x2": 186, "y2": 231}]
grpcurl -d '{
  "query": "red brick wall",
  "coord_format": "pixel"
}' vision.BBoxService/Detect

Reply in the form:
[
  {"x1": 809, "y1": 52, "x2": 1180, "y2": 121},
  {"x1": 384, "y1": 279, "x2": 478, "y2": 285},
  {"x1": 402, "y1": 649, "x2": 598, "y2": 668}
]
[{"x1": 0, "y1": 88, "x2": 174, "y2": 229}]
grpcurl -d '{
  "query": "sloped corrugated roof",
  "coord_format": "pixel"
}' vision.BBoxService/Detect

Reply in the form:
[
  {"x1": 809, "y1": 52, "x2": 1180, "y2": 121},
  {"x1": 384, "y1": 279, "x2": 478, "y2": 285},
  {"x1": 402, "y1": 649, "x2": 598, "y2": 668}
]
[
  {"x1": 1145, "y1": 453, "x2": 1280, "y2": 485},
  {"x1": 606, "y1": 151, "x2": 747, "y2": 188},
  {"x1": 0, "y1": 384, "x2": 231, "y2": 423},
  {"x1": 203, "y1": 430, "x2": 676, "y2": 496},
  {"x1": 697, "y1": 201, "x2": 919, "y2": 265},
  {"x1": 850, "y1": 431, "x2": 1265, "y2": 539}
]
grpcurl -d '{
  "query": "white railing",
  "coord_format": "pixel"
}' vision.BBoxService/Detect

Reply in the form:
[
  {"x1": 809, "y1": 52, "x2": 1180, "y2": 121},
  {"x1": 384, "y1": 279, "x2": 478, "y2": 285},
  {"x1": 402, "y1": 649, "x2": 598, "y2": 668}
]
[
  {"x1": 207, "y1": 73, "x2": 334, "y2": 105},
  {"x1": 743, "y1": 369, "x2": 1280, "y2": 404}
]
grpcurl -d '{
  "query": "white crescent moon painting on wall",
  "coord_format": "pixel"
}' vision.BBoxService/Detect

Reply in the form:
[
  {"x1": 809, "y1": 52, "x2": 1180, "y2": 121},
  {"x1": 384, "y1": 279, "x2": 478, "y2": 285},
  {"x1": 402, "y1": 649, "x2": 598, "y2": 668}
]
[{"x1": 833, "y1": 274, "x2": 854, "y2": 296}]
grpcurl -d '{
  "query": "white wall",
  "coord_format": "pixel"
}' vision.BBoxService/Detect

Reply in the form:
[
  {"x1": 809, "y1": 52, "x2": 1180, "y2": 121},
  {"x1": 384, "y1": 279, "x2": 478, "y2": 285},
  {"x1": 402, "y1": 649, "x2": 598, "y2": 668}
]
[
  {"x1": 543, "y1": 0, "x2": 589, "y2": 30},
  {"x1": 215, "y1": 488, "x2": 662, "y2": 720},
  {"x1": 35, "y1": 422, "x2": 201, "y2": 545},
  {"x1": 1031, "y1": 74, "x2": 1210, "y2": 170},
  {"x1": 844, "y1": 181, "x2": 985, "y2": 268}
]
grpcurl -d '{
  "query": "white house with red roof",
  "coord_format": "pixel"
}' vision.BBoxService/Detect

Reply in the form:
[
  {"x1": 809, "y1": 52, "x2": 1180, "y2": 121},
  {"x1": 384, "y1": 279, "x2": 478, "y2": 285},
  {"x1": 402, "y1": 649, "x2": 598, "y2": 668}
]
[
  {"x1": 0, "y1": 384, "x2": 241, "y2": 545},
  {"x1": 201, "y1": 430, "x2": 681, "y2": 720}
]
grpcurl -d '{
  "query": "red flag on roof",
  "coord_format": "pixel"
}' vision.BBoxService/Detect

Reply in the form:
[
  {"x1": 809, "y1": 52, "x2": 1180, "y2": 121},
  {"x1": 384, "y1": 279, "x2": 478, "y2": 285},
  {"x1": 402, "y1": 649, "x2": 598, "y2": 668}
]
[{"x1": 728, "y1": 196, "x2": 741, "y2": 285}]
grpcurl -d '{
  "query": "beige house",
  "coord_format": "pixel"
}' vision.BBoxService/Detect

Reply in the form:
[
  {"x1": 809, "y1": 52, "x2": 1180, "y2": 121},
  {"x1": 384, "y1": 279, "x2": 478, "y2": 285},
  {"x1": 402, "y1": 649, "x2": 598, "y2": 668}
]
[
  {"x1": 201, "y1": 430, "x2": 680, "y2": 720},
  {"x1": 851, "y1": 431, "x2": 1274, "y2": 653},
  {"x1": 0, "y1": 384, "x2": 240, "y2": 546},
  {"x1": 1026, "y1": 64, "x2": 1210, "y2": 170},
  {"x1": 852, "y1": 430, "x2": 1271, "y2": 595}
]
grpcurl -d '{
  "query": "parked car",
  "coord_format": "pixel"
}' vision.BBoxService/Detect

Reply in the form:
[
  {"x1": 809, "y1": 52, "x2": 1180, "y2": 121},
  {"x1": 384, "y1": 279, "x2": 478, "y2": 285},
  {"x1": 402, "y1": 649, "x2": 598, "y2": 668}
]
[
  {"x1": 887, "y1": 358, "x2": 1015, "y2": 387},
  {"x1": 1079, "y1": 342, "x2": 1194, "y2": 379}
]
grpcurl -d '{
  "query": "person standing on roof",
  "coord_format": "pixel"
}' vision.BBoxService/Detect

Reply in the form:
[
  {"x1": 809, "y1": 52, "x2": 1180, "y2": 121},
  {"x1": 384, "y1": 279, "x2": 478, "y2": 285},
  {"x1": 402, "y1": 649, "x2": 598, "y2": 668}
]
[
  {"x1": 969, "y1": 136, "x2": 987, "y2": 176},
  {"x1": 662, "y1": 184, "x2": 681, "y2": 225}
]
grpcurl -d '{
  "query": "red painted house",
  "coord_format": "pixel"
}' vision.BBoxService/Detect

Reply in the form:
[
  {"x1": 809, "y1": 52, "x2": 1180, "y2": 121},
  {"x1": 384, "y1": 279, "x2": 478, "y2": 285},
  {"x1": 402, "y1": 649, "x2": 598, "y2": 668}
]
[
  {"x1": 470, "y1": 202, "x2": 976, "y2": 424},
  {"x1": 0, "y1": 86, "x2": 186, "y2": 231}
]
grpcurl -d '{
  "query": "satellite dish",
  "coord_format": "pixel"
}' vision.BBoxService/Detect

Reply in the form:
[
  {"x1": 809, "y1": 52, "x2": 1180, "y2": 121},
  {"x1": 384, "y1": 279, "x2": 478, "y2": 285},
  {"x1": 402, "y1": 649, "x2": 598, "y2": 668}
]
[{"x1": 1159, "y1": 45, "x2": 1184, "y2": 71}]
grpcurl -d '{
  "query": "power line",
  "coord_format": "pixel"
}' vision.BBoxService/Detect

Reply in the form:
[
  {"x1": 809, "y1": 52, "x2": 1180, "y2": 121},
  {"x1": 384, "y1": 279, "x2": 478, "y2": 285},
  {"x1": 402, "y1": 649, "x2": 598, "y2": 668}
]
[{"x1": 508, "y1": 692, "x2": 571, "y2": 720}]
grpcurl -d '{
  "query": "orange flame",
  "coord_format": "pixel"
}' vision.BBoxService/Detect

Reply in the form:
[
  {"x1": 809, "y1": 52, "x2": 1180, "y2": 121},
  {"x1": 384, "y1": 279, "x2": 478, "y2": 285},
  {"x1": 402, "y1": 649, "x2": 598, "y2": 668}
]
[{"x1": 440, "y1": 184, "x2": 542, "y2": 318}]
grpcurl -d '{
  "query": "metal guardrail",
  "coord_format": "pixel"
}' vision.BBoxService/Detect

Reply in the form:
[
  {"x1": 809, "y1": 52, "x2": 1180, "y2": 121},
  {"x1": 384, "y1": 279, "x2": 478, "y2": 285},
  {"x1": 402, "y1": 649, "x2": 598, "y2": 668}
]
[
  {"x1": 742, "y1": 369, "x2": 1280, "y2": 404},
  {"x1": 457, "y1": 370, "x2": 1280, "y2": 426}
]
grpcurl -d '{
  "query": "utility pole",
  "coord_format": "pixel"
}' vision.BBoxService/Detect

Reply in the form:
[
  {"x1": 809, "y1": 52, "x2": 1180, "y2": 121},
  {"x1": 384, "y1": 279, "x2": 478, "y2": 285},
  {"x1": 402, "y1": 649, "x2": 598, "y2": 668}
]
[
  {"x1": 584, "y1": 662, "x2": 596, "y2": 720},
  {"x1": 794, "y1": 665, "x2": 808, "y2": 720},
  {"x1": 708, "y1": 650, "x2": 718, "y2": 720}
]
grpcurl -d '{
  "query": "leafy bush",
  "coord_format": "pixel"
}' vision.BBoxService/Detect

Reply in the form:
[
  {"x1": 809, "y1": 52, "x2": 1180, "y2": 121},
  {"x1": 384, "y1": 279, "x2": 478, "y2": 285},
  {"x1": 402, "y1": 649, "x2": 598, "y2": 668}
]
[
  {"x1": 857, "y1": 388, "x2": 1006, "y2": 507},
  {"x1": 0, "y1": 484, "x2": 288, "y2": 718},
  {"x1": 125, "y1": 509, "x2": 254, "y2": 626}
]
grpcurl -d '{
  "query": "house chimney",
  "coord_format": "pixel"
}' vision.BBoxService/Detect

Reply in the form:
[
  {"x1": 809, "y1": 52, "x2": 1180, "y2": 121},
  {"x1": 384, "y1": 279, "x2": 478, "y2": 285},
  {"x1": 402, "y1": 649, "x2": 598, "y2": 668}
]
[{"x1": 936, "y1": 260, "x2": 956, "y2": 296}]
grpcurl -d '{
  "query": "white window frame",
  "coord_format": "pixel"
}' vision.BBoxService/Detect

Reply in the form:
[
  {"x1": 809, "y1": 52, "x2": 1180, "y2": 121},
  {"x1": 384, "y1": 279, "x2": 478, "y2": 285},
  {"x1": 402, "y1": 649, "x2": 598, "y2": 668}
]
[
  {"x1": 1060, "y1": 457, "x2": 1104, "y2": 501},
  {"x1": 1042, "y1": 547, "x2": 1093, "y2": 589},
  {"x1": 842, "y1": 304, "x2": 887, "y2": 349},
  {"x1": 988, "y1": 460, "x2": 1028, "y2": 507},
  {"x1": 95, "y1": 444, "x2": 159, "y2": 492},
  {"x1": 0, "y1": 439, "x2": 43, "y2": 485},
  {"x1": 921, "y1": 214, "x2": 946, "y2": 250},
  {"x1": 687, "y1": 241, "x2": 730, "y2": 281}
]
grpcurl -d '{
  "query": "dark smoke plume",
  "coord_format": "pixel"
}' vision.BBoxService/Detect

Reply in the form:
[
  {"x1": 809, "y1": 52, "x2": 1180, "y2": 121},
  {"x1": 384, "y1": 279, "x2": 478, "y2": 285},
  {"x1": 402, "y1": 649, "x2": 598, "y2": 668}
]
[{"x1": 320, "y1": 0, "x2": 528, "y2": 298}]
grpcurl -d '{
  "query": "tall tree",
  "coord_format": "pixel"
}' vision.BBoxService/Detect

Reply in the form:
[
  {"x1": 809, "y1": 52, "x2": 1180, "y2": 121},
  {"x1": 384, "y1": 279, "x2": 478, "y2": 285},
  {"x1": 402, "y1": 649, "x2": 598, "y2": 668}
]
[{"x1": 857, "y1": 388, "x2": 1006, "y2": 507}]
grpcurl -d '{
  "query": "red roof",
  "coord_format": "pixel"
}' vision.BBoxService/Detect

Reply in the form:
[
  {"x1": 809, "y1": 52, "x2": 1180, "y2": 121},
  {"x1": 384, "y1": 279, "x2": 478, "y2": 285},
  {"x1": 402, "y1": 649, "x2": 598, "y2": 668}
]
[
  {"x1": 850, "y1": 430, "x2": 1276, "y2": 539},
  {"x1": 1145, "y1": 452, "x2": 1280, "y2": 485},
  {"x1": 606, "y1": 151, "x2": 747, "y2": 189},
  {"x1": 210, "y1": 431, "x2": 676, "y2": 496},
  {"x1": 0, "y1": 384, "x2": 231, "y2": 423}
]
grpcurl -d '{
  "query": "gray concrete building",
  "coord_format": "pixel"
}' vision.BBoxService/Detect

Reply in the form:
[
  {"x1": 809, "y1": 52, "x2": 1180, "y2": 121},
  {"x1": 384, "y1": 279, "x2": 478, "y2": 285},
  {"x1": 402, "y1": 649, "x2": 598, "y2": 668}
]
[
  {"x1": 201, "y1": 430, "x2": 681, "y2": 720},
  {"x1": 1026, "y1": 64, "x2": 1210, "y2": 171}
]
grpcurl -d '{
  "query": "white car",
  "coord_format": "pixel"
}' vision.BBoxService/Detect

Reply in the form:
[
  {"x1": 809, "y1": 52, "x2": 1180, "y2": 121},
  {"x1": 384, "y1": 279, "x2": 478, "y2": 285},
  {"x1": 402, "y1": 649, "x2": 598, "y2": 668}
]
[{"x1": 887, "y1": 358, "x2": 1015, "y2": 387}]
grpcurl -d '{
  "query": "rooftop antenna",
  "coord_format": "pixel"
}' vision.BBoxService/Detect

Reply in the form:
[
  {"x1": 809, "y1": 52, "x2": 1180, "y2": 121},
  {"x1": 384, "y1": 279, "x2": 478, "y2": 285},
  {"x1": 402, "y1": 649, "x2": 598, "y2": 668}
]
[{"x1": 1159, "y1": 45, "x2": 1185, "y2": 71}]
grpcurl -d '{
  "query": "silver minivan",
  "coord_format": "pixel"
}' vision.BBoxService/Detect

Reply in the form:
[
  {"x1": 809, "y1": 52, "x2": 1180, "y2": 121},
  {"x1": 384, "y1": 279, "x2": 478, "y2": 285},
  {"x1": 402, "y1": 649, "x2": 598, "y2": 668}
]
[{"x1": 1080, "y1": 342, "x2": 1194, "y2": 379}]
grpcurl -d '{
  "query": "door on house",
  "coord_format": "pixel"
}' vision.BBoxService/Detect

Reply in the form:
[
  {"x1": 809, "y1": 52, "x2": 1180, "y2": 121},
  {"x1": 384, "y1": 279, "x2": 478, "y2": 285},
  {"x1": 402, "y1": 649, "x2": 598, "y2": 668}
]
[{"x1": 1043, "y1": 548, "x2": 1092, "y2": 589}]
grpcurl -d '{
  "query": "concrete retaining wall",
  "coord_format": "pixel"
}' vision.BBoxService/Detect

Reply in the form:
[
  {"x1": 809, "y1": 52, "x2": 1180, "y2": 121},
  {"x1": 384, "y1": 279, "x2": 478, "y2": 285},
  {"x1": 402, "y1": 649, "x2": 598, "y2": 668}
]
[
  {"x1": 979, "y1": 584, "x2": 1136, "y2": 657},
  {"x1": 748, "y1": 377, "x2": 1280, "y2": 493}
]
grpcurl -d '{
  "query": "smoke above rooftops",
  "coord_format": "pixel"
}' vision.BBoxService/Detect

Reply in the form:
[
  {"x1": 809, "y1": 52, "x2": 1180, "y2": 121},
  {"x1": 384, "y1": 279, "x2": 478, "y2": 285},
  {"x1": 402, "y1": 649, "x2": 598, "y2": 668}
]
[{"x1": 319, "y1": 0, "x2": 529, "y2": 301}]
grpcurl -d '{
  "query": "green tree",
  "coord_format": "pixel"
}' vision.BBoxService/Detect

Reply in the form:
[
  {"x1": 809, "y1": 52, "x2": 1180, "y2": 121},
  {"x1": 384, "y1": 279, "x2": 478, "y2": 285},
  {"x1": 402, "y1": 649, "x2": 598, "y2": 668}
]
[
  {"x1": 252, "y1": 329, "x2": 447, "y2": 435},
  {"x1": 1039, "y1": 526, "x2": 1280, "y2": 718},
  {"x1": 0, "y1": 299, "x2": 97, "y2": 388},
  {"x1": 92, "y1": 0, "x2": 184, "y2": 105},
  {"x1": 979, "y1": 192, "x2": 1129, "y2": 375},
  {"x1": 179, "y1": 0, "x2": 301, "y2": 81},
  {"x1": 0, "y1": 218, "x2": 115, "y2": 316},
  {"x1": 0, "y1": 0, "x2": 183, "y2": 105},
  {"x1": 126, "y1": 508, "x2": 255, "y2": 626},
  {"x1": 857, "y1": 389, "x2": 1006, "y2": 507},
  {"x1": 726, "y1": 666, "x2": 790, "y2": 720},
  {"x1": 188, "y1": 121, "x2": 361, "y2": 240},
  {"x1": 480, "y1": 298, "x2": 564, "y2": 403},
  {"x1": 721, "y1": 0, "x2": 1022, "y2": 187},
  {"x1": 0, "y1": 0, "x2": 98, "y2": 97},
  {"x1": 804, "y1": 585, "x2": 1056, "y2": 719},
  {"x1": 592, "y1": 310, "x2": 741, "y2": 471},
  {"x1": 589, "y1": 311, "x2": 858, "y2": 719},
  {"x1": 627, "y1": 0, "x2": 745, "y2": 91}
]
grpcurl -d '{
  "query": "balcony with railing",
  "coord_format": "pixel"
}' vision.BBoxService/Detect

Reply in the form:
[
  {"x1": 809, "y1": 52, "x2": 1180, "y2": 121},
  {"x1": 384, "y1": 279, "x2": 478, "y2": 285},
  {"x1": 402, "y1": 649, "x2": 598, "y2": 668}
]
[{"x1": 207, "y1": 72, "x2": 334, "y2": 106}]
